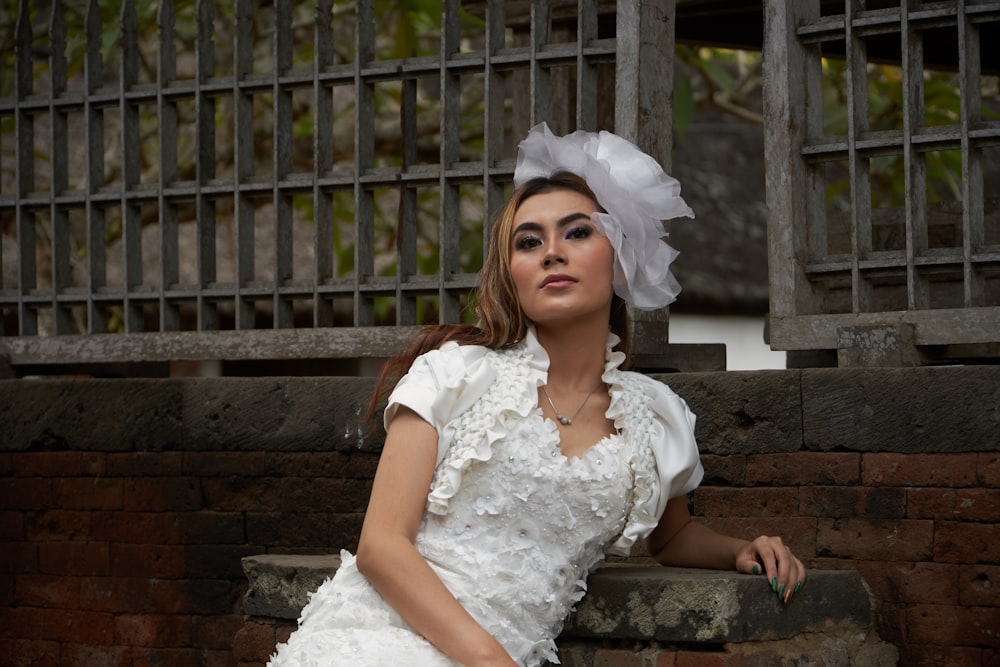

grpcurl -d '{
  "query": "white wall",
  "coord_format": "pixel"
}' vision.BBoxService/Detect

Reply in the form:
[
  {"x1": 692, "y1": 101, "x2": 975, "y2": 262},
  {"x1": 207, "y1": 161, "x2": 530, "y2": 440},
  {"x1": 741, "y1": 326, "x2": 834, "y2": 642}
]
[{"x1": 669, "y1": 314, "x2": 786, "y2": 371}]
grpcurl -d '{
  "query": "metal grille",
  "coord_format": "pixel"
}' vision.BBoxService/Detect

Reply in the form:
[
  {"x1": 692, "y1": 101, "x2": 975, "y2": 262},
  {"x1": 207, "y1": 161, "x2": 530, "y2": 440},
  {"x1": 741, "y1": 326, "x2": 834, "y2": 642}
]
[
  {"x1": 764, "y1": 0, "x2": 1000, "y2": 361},
  {"x1": 0, "y1": 0, "x2": 681, "y2": 367}
]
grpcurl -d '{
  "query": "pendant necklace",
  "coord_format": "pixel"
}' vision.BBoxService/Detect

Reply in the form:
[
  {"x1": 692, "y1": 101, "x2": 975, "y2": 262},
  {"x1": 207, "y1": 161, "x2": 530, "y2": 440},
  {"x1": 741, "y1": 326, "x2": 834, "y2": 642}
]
[{"x1": 540, "y1": 382, "x2": 603, "y2": 426}]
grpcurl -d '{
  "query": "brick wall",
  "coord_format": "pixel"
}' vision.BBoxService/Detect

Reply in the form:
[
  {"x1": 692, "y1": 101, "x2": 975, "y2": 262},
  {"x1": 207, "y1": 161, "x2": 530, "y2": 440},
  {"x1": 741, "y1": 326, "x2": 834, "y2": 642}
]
[{"x1": 1, "y1": 367, "x2": 998, "y2": 666}]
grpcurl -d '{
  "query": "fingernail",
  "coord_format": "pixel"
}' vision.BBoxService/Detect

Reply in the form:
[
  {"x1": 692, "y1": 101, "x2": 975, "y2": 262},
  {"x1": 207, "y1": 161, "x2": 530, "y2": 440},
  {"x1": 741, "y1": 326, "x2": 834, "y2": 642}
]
[
  {"x1": 783, "y1": 588, "x2": 792, "y2": 604},
  {"x1": 795, "y1": 581, "x2": 803, "y2": 593},
  {"x1": 771, "y1": 577, "x2": 778, "y2": 592},
  {"x1": 778, "y1": 583, "x2": 786, "y2": 599},
  {"x1": 752, "y1": 565, "x2": 760, "y2": 575}
]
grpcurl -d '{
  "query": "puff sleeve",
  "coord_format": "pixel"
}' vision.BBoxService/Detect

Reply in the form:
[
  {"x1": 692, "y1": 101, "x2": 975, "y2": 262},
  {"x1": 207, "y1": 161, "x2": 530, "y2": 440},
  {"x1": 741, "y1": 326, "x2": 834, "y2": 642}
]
[
  {"x1": 383, "y1": 341, "x2": 496, "y2": 467},
  {"x1": 607, "y1": 374, "x2": 704, "y2": 556}
]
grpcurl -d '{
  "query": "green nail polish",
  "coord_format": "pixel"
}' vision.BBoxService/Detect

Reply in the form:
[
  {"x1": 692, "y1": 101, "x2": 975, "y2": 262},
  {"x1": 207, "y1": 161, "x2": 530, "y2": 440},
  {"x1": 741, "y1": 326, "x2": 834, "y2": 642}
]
[
  {"x1": 795, "y1": 581, "x2": 802, "y2": 593},
  {"x1": 771, "y1": 577, "x2": 778, "y2": 592},
  {"x1": 752, "y1": 565, "x2": 760, "y2": 575},
  {"x1": 779, "y1": 583, "x2": 786, "y2": 598}
]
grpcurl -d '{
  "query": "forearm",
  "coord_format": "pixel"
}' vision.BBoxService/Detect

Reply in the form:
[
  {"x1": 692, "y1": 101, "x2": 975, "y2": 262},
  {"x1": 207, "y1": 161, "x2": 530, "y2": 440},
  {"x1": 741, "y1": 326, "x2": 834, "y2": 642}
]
[
  {"x1": 357, "y1": 532, "x2": 514, "y2": 666},
  {"x1": 648, "y1": 518, "x2": 749, "y2": 570}
]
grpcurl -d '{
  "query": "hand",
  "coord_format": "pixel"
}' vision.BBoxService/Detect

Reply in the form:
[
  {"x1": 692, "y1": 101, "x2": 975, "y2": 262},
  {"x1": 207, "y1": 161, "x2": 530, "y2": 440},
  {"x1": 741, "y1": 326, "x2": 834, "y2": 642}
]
[{"x1": 736, "y1": 535, "x2": 806, "y2": 604}]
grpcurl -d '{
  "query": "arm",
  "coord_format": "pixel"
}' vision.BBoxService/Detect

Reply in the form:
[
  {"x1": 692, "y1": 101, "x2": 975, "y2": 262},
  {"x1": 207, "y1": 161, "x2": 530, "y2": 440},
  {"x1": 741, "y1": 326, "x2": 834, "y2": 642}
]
[
  {"x1": 645, "y1": 496, "x2": 807, "y2": 604},
  {"x1": 355, "y1": 407, "x2": 518, "y2": 667}
]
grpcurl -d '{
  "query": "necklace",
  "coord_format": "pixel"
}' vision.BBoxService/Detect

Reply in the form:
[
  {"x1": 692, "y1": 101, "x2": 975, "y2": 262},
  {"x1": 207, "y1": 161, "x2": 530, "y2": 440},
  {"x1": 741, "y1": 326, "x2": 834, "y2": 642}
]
[{"x1": 540, "y1": 382, "x2": 603, "y2": 426}]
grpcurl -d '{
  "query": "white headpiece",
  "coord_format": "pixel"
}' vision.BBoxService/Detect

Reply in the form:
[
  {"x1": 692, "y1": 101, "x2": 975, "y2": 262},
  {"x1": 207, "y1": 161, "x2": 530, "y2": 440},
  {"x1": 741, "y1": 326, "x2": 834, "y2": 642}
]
[{"x1": 513, "y1": 122, "x2": 694, "y2": 310}]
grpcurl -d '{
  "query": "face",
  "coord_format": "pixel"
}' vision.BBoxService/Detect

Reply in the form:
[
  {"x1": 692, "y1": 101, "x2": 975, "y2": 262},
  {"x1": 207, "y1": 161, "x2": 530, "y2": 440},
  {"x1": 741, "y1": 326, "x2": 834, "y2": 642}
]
[{"x1": 508, "y1": 188, "x2": 615, "y2": 327}]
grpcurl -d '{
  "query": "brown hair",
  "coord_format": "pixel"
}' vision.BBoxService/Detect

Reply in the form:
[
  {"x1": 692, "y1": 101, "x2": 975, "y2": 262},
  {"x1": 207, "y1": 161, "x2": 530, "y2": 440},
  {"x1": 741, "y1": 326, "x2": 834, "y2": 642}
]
[{"x1": 367, "y1": 172, "x2": 631, "y2": 419}]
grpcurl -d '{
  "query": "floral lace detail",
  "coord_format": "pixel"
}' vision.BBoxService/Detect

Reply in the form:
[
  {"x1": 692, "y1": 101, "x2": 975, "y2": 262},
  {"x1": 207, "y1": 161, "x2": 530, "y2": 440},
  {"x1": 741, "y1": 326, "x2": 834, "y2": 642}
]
[{"x1": 269, "y1": 327, "x2": 703, "y2": 667}]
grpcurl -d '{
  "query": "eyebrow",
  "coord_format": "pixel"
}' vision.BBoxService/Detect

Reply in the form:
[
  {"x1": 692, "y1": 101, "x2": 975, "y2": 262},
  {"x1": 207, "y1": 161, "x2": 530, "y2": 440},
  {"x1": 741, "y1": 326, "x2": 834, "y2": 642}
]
[{"x1": 512, "y1": 212, "x2": 591, "y2": 236}]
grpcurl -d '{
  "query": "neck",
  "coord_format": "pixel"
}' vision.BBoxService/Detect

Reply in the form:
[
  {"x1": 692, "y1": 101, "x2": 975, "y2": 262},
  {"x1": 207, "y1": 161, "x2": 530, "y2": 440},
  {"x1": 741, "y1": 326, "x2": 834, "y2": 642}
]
[{"x1": 534, "y1": 318, "x2": 609, "y2": 391}]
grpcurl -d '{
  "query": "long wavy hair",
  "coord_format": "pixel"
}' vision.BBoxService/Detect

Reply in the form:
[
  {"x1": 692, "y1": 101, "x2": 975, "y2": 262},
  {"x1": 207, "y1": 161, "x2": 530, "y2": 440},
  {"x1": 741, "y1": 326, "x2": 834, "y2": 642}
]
[{"x1": 367, "y1": 171, "x2": 631, "y2": 419}]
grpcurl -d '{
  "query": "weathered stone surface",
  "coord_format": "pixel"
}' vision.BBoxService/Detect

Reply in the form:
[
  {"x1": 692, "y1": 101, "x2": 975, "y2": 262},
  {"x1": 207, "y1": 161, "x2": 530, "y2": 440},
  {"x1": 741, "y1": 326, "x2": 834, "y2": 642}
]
[
  {"x1": 181, "y1": 377, "x2": 382, "y2": 453},
  {"x1": 563, "y1": 566, "x2": 873, "y2": 643},
  {"x1": 242, "y1": 556, "x2": 876, "y2": 645},
  {"x1": 243, "y1": 554, "x2": 343, "y2": 620},
  {"x1": 0, "y1": 379, "x2": 183, "y2": 452},
  {"x1": 801, "y1": 366, "x2": 1000, "y2": 453},
  {"x1": 663, "y1": 370, "x2": 803, "y2": 455}
]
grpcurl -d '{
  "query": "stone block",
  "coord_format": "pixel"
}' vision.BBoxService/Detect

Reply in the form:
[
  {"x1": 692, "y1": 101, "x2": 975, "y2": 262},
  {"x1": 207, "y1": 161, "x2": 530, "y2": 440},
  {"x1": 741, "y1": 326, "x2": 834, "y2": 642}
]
[
  {"x1": 562, "y1": 566, "x2": 873, "y2": 643},
  {"x1": 663, "y1": 371, "x2": 803, "y2": 455},
  {"x1": 241, "y1": 556, "x2": 877, "y2": 646},
  {"x1": 801, "y1": 366, "x2": 1000, "y2": 453},
  {"x1": 181, "y1": 377, "x2": 383, "y2": 453},
  {"x1": 242, "y1": 554, "x2": 342, "y2": 620},
  {"x1": 0, "y1": 379, "x2": 183, "y2": 453}
]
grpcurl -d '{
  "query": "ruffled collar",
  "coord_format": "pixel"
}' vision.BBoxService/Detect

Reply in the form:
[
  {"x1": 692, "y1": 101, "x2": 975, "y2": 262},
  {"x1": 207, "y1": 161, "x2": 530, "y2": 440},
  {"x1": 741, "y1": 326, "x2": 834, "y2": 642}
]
[{"x1": 520, "y1": 325, "x2": 627, "y2": 390}]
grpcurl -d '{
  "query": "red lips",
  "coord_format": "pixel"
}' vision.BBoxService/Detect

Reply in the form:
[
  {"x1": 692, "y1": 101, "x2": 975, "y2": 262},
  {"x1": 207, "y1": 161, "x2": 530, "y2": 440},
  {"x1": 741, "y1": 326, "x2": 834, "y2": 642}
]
[{"x1": 540, "y1": 273, "x2": 577, "y2": 288}]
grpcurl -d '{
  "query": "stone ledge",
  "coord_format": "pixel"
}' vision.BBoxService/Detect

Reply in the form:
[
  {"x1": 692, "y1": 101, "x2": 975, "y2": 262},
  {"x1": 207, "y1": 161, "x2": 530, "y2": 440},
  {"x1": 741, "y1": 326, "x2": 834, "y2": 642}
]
[{"x1": 242, "y1": 555, "x2": 875, "y2": 644}]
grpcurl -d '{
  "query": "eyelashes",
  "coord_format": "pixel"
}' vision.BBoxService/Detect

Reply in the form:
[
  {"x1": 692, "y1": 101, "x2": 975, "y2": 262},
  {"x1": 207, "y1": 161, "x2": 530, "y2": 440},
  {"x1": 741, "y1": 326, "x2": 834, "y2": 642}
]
[{"x1": 513, "y1": 225, "x2": 593, "y2": 251}]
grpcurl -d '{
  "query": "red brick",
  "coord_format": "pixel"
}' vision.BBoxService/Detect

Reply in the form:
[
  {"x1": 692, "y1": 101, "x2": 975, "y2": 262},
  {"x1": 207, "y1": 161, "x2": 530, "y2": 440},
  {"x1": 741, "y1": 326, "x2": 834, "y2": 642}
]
[
  {"x1": 60, "y1": 643, "x2": 132, "y2": 667},
  {"x1": 131, "y1": 647, "x2": 205, "y2": 667},
  {"x1": 934, "y1": 521, "x2": 1000, "y2": 563},
  {"x1": 746, "y1": 452, "x2": 859, "y2": 486},
  {"x1": 699, "y1": 454, "x2": 746, "y2": 486},
  {"x1": 697, "y1": 517, "x2": 817, "y2": 562},
  {"x1": 909, "y1": 488, "x2": 1000, "y2": 522},
  {"x1": 25, "y1": 510, "x2": 92, "y2": 541},
  {"x1": 980, "y1": 453, "x2": 1000, "y2": 488},
  {"x1": 0, "y1": 639, "x2": 60, "y2": 667},
  {"x1": 106, "y1": 451, "x2": 184, "y2": 476},
  {"x1": 691, "y1": 487, "x2": 798, "y2": 518},
  {"x1": 0, "y1": 479, "x2": 55, "y2": 510},
  {"x1": 0, "y1": 542, "x2": 38, "y2": 573},
  {"x1": 191, "y1": 612, "x2": 245, "y2": 650},
  {"x1": 275, "y1": 624, "x2": 294, "y2": 644},
  {"x1": 149, "y1": 579, "x2": 235, "y2": 616},
  {"x1": 183, "y1": 452, "x2": 273, "y2": 477},
  {"x1": 0, "y1": 453, "x2": 11, "y2": 476},
  {"x1": 179, "y1": 511, "x2": 245, "y2": 545},
  {"x1": 80, "y1": 576, "x2": 158, "y2": 613},
  {"x1": 14, "y1": 574, "x2": 81, "y2": 609},
  {"x1": 907, "y1": 604, "x2": 1000, "y2": 647},
  {"x1": 675, "y1": 651, "x2": 741, "y2": 667},
  {"x1": 594, "y1": 649, "x2": 644, "y2": 667},
  {"x1": 233, "y1": 621, "x2": 277, "y2": 662},
  {"x1": 38, "y1": 541, "x2": 109, "y2": 576},
  {"x1": 854, "y1": 561, "x2": 959, "y2": 605},
  {"x1": 654, "y1": 654, "x2": 677, "y2": 667},
  {"x1": 52, "y1": 478, "x2": 123, "y2": 511},
  {"x1": 959, "y1": 564, "x2": 1000, "y2": 607},
  {"x1": 110, "y1": 543, "x2": 186, "y2": 578},
  {"x1": 123, "y1": 477, "x2": 203, "y2": 511},
  {"x1": 800, "y1": 485, "x2": 905, "y2": 520},
  {"x1": 862, "y1": 453, "x2": 977, "y2": 487},
  {"x1": 898, "y1": 645, "x2": 984, "y2": 667},
  {"x1": 817, "y1": 518, "x2": 933, "y2": 561},
  {"x1": 115, "y1": 613, "x2": 191, "y2": 647},
  {"x1": 0, "y1": 511, "x2": 24, "y2": 540},
  {"x1": 0, "y1": 606, "x2": 45, "y2": 640},
  {"x1": 27, "y1": 608, "x2": 115, "y2": 644},
  {"x1": 907, "y1": 488, "x2": 956, "y2": 519},
  {"x1": 12, "y1": 452, "x2": 85, "y2": 477},
  {"x1": 202, "y1": 477, "x2": 370, "y2": 513},
  {"x1": 92, "y1": 511, "x2": 184, "y2": 544}
]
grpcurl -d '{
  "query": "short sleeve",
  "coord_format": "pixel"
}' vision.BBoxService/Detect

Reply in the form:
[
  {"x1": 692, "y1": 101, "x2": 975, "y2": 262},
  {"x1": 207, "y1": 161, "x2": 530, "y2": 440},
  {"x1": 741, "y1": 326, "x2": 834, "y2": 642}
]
[
  {"x1": 383, "y1": 341, "x2": 496, "y2": 467},
  {"x1": 607, "y1": 374, "x2": 704, "y2": 555}
]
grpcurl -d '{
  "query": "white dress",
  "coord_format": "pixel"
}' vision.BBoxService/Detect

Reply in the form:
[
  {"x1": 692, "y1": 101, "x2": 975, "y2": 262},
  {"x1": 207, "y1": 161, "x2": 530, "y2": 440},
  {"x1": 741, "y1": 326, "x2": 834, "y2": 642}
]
[{"x1": 269, "y1": 328, "x2": 703, "y2": 666}]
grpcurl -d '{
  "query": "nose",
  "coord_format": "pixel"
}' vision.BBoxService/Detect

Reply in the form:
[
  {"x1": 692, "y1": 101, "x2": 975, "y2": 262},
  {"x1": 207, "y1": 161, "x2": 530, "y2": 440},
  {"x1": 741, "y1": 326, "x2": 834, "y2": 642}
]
[
  {"x1": 542, "y1": 242, "x2": 566, "y2": 267},
  {"x1": 542, "y1": 251, "x2": 566, "y2": 267}
]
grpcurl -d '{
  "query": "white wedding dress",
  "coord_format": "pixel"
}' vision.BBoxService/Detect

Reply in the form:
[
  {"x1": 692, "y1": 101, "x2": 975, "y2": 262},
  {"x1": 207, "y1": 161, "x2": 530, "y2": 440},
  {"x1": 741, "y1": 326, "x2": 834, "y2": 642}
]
[{"x1": 268, "y1": 328, "x2": 703, "y2": 666}]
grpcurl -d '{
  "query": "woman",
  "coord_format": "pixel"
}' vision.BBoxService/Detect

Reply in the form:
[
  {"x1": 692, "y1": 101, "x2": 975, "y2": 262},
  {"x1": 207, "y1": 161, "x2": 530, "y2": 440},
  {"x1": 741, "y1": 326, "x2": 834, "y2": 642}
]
[{"x1": 269, "y1": 123, "x2": 806, "y2": 667}]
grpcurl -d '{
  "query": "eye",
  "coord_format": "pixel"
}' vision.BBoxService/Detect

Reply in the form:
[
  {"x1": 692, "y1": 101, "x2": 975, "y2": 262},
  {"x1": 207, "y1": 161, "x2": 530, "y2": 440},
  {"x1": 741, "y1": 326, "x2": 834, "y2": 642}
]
[
  {"x1": 514, "y1": 235, "x2": 542, "y2": 251},
  {"x1": 566, "y1": 225, "x2": 592, "y2": 240}
]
